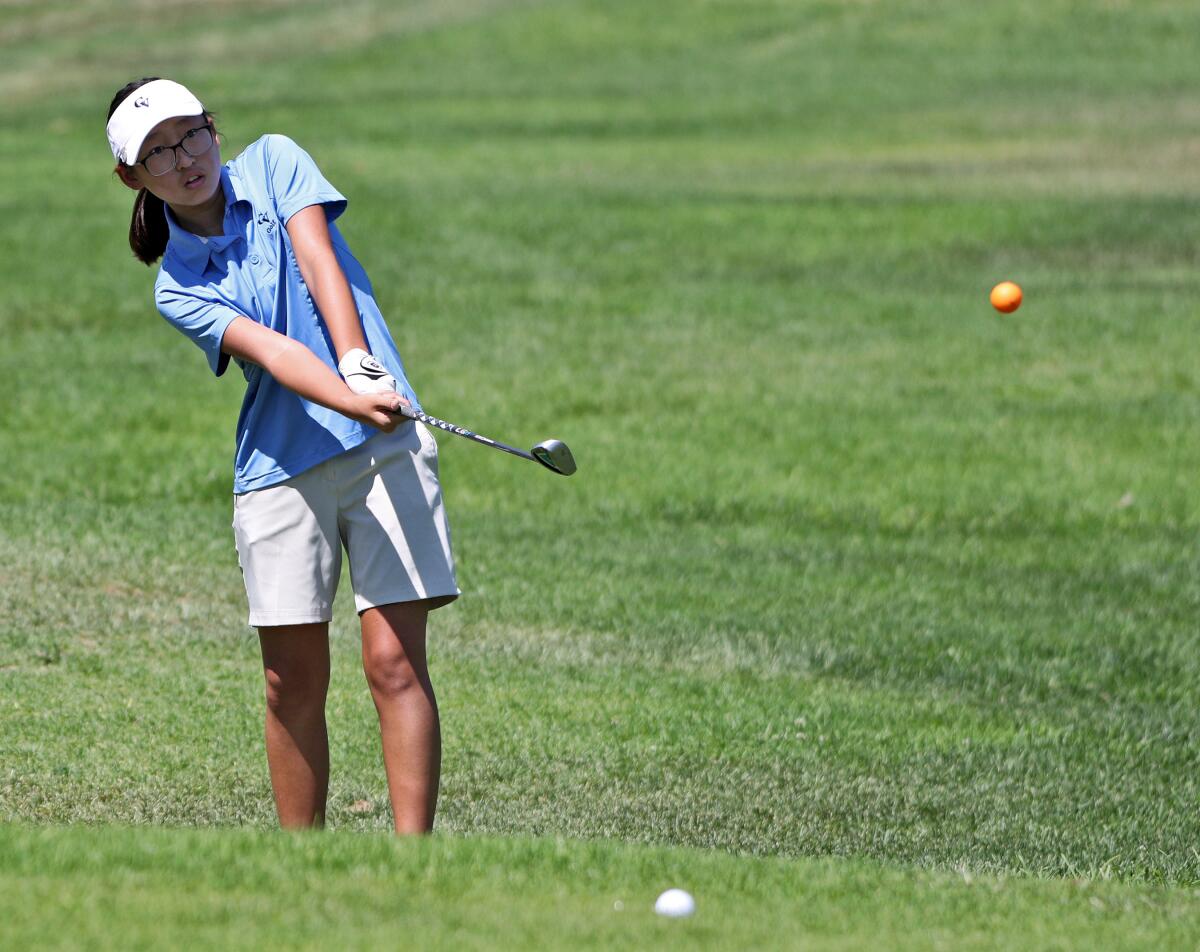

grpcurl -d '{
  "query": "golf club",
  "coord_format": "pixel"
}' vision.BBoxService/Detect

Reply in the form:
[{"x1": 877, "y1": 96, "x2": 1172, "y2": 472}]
[{"x1": 393, "y1": 404, "x2": 576, "y2": 476}]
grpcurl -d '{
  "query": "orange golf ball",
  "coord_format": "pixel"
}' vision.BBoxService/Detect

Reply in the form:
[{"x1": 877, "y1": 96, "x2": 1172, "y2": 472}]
[{"x1": 990, "y1": 281, "x2": 1022, "y2": 313}]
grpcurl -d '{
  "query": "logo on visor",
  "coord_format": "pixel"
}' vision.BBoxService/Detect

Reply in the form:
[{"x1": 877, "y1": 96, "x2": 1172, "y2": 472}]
[{"x1": 134, "y1": 96, "x2": 150, "y2": 108}]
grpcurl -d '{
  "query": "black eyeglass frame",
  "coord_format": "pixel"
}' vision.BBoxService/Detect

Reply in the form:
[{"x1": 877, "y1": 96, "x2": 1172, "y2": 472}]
[{"x1": 136, "y1": 122, "x2": 215, "y2": 176}]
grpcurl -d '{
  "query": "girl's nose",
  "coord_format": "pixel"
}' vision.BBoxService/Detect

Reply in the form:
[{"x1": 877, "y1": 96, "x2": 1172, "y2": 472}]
[{"x1": 176, "y1": 150, "x2": 196, "y2": 171}]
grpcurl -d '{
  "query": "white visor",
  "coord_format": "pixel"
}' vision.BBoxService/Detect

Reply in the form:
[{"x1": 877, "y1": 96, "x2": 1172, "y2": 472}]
[{"x1": 106, "y1": 79, "x2": 205, "y2": 165}]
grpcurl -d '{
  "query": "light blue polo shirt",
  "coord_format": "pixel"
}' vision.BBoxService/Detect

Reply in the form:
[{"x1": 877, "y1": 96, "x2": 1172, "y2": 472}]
[{"x1": 154, "y1": 134, "x2": 421, "y2": 494}]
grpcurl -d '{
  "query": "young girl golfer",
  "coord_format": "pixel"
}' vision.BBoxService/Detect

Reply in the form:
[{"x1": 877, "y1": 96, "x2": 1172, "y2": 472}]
[{"x1": 106, "y1": 78, "x2": 459, "y2": 834}]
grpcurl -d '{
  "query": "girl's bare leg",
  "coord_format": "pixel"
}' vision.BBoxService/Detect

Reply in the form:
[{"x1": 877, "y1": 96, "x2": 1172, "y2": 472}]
[
  {"x1": 257, "y1": 622, "x2": 331, "y2": 828},
  {"x1": 360, "y1": 601, "x2": 440, "y2": 834}
]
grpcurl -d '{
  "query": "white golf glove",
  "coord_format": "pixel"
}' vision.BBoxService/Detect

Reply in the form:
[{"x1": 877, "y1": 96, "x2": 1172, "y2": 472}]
[{"x1": 338, "y1": 348, "x2": 397, "y2": 394}]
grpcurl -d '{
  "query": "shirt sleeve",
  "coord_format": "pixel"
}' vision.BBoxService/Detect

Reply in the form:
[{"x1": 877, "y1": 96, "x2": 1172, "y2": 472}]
[
  {"x1": 155, "y1": 284, "x2": 242, "y2": 378},
  {"x1": 262, "y1": 134, "x2": 348, "y2": 226}
]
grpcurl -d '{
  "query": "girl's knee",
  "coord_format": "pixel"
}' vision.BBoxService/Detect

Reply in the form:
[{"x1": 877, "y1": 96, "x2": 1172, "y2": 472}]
[
  {"x1": 262, "y1": 661, "x2": 330, "y2": 714},
  {"x1": 362, "y1": 648, "x2": 427, "y2": 700}
]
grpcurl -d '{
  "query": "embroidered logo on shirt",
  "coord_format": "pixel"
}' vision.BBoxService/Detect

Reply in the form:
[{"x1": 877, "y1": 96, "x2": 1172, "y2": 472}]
[{"x1": 255, "y1": 211, "x2": 277, "y2": 234}]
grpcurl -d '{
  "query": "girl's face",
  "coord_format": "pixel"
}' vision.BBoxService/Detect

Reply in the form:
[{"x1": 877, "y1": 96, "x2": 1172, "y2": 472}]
[{"x1": 115, "y1": 113, "x2": 222, "y2": 207}]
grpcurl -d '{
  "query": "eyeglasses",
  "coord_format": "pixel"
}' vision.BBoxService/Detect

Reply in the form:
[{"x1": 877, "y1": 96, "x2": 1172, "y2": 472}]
[{"x1": 137, "y1": 123, "x2": 215, "y2": 176}]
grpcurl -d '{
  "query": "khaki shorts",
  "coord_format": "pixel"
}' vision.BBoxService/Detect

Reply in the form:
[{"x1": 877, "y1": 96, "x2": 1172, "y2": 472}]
[{"x1": 232, "y1": 421, "x2": 459, "y2": 627}]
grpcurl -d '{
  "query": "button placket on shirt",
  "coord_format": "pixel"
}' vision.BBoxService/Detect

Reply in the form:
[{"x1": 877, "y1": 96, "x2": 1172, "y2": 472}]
[{"x1": 237, "y1": 228, "x2": 274, "y2": 326}]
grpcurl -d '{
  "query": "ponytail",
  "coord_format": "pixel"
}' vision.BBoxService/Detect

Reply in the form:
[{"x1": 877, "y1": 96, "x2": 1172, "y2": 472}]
[
  {"x1": 130, "y1": 188, "x2": 169, "y2": 265},
  {"x1": 107, "y1": 76, "x2": 183, "y2": 266}
]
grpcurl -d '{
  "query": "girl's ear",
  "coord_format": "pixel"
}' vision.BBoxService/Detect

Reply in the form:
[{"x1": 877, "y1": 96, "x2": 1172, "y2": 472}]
[{"x1": 114, "y1": 164, "x2": 142, "y2": 191}]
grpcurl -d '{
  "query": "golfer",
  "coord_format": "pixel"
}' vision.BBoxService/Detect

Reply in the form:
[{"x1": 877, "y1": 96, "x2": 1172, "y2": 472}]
[{"x1": 106, "y1": 78, "x2": 459, "y2": 834}]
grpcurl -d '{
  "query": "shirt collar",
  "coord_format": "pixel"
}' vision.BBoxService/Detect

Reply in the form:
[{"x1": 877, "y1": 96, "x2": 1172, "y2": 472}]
[{"x1": 164, "y1": 165, "x2": 253, "y2": 272}]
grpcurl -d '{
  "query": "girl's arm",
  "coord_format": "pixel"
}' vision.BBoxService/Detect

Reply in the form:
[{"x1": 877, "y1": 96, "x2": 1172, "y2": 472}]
[
  {"x1": 221, "y1": 316, "x2": 404, "y2": 431},
  {"x1": 286, "y1": 205, "x2": 370, "y2": 360}
]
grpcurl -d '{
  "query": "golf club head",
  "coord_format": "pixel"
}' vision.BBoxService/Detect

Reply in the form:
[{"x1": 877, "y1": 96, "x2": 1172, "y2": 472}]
[{"x1": 531, "y1": 439, "x2": 576, "y2": 476}]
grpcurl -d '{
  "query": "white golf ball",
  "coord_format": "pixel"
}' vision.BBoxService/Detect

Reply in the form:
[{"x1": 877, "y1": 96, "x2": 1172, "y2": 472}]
[{"x1": 654, "y1": 888, "x2": 696, "y2": 918}]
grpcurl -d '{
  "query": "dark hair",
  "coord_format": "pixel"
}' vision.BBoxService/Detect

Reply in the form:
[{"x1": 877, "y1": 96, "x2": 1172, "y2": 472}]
[{"x1": 108, "y1": 78, "x2": 215, "y2": 266}]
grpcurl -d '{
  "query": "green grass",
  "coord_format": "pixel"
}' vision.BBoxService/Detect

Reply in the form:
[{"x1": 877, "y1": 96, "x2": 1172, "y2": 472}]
[
  {"x1": 4, "y1": 0, "x2": 1200, "y2": 946},
  {"x1": 5, "y1": 824, "x2": 1200, "y2": 951}
]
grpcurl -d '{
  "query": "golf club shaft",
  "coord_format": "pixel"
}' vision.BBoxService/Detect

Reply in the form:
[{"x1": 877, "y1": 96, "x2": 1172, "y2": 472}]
[{"x1": 397, "y1": 405, "x2": 536, "y2": 463}]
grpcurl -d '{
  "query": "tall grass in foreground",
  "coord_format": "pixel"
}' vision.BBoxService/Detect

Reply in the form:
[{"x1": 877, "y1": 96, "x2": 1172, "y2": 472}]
[{"x1": 4, "y1": 825, "x2": 1200, "y2": 951}]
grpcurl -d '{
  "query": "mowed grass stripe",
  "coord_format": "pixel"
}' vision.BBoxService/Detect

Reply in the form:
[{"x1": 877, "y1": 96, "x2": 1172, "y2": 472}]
[
  {"x1": 3, "y1": 501, "x2": 1199, "y2": 878},
  {"x1": 3, "y1": 824, "x2": 1200, "y2": 952}
]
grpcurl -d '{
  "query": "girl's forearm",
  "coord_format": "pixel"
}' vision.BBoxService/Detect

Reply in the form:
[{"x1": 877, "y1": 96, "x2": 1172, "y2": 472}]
[
  {"x1": 258, "y1": 334, "x2": 358, "y2": 416},
  {"x1": 222, "y1": 316, "x2": 402, "y2": 432},
  {"x1": 304, "y1": 254, "x2": 369, "y2": 360},
  {"x1": 256, "y1": 335, "x2": 403, "y2": 432},
  {"x1": 286, "y1": 205, "x2": 369, "y2": 361},
  {"x1": 223, "y1": 316, "x2": 355, "y2": 412}
]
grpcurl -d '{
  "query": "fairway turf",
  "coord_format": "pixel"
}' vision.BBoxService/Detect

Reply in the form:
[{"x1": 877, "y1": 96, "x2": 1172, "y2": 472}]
[
  {"x1": 4, "y1": 0, "x2": 1200, "y2": 947},
  {"x1": 3, "y1": 824, "x2": 1200, "y2": 951}
]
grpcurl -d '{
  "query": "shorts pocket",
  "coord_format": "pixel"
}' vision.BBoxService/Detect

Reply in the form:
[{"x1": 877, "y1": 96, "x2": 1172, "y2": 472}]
[{"x1": 416, "y1": 421, "x2": 437, "y2": 457}]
